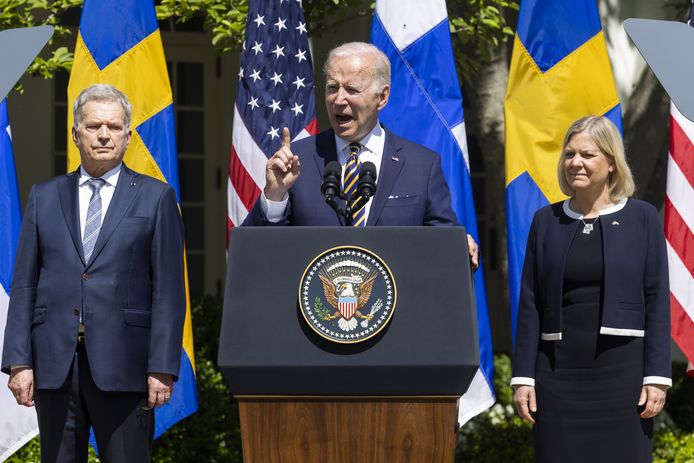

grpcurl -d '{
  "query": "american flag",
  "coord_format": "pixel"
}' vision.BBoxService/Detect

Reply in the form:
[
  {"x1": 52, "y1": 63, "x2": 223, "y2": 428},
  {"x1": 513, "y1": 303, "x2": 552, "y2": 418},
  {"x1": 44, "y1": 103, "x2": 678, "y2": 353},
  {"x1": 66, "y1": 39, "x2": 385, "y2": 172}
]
[
  {"x1": 667, "y1": 0, "x2": 694, "y2": 376},
  {"x1": 227, "y1": 0, "x2": 318, "y2": 233}
]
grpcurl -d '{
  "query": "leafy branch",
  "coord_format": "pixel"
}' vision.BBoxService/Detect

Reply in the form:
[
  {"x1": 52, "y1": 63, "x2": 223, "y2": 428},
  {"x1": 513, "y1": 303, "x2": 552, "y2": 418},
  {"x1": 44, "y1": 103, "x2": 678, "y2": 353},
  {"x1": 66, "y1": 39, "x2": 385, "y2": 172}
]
[{"x1": 313, "y1": 296, "x2": 332, "y2": 321}]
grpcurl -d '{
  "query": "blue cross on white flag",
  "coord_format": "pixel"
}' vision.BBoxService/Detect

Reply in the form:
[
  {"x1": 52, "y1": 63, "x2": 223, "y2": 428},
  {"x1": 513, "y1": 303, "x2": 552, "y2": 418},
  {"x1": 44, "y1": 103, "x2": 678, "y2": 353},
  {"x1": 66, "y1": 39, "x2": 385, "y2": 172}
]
[
  {"x1": 0, "y1": 99, "x2": 39, "y2": 461},
  {"x1": 370, "y1": 0, "x2": 495, "y2": 425}
]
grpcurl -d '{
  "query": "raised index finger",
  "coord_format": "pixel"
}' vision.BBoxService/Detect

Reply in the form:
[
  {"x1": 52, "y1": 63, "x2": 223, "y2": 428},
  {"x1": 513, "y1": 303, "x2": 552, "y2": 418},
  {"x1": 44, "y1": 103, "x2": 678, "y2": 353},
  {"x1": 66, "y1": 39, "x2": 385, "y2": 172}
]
[{"x1": 282, "y1": 127, "x2": 291, "y2": 148}]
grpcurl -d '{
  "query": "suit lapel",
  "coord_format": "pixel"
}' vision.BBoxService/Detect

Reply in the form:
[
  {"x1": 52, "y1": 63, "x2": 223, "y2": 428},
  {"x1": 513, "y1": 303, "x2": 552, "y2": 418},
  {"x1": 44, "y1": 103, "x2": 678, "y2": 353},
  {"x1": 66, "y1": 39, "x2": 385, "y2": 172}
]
[
  {"x1": 86, "y1": 165, "x2": 140, "y2": 267},
  {"x1": 367, "y1": 129, "x2": 404, "y2": 225},
  {"x1": 58, "y1": 171, "x2": 85, "y2": 264}
]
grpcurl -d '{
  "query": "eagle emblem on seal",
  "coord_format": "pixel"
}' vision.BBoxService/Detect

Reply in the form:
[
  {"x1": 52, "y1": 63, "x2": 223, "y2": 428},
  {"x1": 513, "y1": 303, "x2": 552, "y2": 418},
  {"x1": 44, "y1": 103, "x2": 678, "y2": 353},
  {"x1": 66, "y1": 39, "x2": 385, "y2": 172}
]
[
  {"x1": 319, "y1": 261, "x2": 377, "y2": 332},
  {"x1": 299, "y1": 246, "x2": 396, "y2": 343}
]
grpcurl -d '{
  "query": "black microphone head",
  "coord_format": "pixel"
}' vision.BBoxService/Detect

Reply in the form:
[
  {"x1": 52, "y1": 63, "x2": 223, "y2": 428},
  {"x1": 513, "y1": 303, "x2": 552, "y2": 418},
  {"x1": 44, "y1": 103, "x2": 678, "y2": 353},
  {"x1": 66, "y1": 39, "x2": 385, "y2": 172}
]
[
  {"x1": 357, "y1": 161, "x2": 377, "y2": 199},
  {"x1": 321, "y1": 161, "x2": 342, "y2": 197},
  {"x1": 324, "y1": 160, "x2": 342, "y2": 178}
]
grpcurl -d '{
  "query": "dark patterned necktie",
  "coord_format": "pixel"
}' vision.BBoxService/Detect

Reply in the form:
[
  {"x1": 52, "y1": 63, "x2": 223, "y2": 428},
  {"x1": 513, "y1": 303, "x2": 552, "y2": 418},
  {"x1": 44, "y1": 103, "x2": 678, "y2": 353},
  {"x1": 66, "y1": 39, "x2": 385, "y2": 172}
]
[
  {"x1": 83, "y1": 178, "x2": 106, "y2": 262},
  {"x1": 343, "y1": 142, "x2": 366, "y2": 227}
]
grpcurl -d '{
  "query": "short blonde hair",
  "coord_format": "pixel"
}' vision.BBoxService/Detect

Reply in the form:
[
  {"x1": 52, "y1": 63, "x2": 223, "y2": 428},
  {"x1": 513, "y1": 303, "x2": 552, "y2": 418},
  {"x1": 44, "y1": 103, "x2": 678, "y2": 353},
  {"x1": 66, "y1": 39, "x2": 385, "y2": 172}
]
[{"x1": 557, "y1": 115, "x2": 635, "y2": 201}]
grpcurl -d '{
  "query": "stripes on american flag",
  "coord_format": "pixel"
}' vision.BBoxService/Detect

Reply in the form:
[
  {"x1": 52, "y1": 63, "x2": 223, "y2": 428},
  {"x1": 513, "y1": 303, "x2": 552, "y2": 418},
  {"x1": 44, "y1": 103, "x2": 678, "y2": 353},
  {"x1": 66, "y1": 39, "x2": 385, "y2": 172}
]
[
  {"x1": 668, "y1": 102, "x2": 694, "y2": 375},
  {"x1": 227, "y1": 0, "x2": 318, "y2": 234}
]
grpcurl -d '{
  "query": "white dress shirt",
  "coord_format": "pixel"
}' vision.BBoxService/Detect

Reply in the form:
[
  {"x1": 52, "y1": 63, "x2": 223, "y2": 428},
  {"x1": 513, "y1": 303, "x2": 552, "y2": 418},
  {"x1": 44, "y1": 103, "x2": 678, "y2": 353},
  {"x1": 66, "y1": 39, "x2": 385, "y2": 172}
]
[
  {"x1": 262, "y1": 122, "x2": 386, "y2": 222},
  {"x1": 79, "y1": 164, "x2": 121, "y2": 240}
]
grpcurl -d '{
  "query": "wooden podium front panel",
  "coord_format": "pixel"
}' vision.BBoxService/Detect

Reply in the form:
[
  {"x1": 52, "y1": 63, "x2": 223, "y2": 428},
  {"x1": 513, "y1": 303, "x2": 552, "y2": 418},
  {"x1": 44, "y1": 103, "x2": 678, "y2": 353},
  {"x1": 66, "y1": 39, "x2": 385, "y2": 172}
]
[{"x1": 236, "y1": 397, "x2": 458, "y2": 463}]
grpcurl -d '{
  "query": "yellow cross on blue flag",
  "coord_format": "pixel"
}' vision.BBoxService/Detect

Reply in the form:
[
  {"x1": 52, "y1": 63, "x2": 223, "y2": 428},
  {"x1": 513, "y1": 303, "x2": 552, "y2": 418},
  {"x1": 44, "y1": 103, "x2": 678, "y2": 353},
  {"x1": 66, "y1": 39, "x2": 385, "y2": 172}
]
[
  {"x1": 67, "y1": 0, "x2": 198, "y2": 438},
  {"x1": 504, "y1": 0, "x2": 621, "y2": 341}
]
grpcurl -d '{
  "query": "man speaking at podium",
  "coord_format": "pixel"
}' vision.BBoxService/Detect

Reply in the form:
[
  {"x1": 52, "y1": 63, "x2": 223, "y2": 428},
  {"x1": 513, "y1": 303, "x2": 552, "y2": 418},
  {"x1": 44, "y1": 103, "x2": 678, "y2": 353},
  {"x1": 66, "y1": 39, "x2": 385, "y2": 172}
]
[{"x1": 243, "y1": 42, "x2": 478, "y2": 268}]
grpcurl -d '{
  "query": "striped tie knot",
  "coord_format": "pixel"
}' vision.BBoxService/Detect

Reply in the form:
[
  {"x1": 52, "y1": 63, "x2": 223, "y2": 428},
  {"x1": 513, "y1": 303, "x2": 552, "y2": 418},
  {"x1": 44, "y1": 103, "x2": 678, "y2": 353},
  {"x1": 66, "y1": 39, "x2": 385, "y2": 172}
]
[
  {"x1": 87, "y1": 178, "x2": 106, "y2": 194},
  {"x1": 348, "y1": 142, "x2": 362, "y2": 158}
]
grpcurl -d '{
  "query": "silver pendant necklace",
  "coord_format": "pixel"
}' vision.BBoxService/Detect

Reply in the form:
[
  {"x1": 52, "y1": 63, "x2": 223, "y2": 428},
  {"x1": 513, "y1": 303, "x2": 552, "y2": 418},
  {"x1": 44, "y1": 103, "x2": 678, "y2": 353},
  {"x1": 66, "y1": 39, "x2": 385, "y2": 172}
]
[{"x1": 581, "y1": 216, "x2": 599, "y2": 234}]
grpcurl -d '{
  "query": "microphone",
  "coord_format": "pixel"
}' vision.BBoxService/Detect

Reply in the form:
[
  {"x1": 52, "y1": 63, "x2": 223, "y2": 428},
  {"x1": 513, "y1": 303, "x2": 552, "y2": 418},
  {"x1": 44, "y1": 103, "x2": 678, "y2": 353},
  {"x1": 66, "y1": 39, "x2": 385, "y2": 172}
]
[
  {"x1": 321, "y1": 161, "x2": 347, "y2": 226},
  {"x1": 356, "y1": 161, "x2": 377, "y2": 200},
  {"x1": 321, "y1": 161, "x2": 342, "y2": 201}
]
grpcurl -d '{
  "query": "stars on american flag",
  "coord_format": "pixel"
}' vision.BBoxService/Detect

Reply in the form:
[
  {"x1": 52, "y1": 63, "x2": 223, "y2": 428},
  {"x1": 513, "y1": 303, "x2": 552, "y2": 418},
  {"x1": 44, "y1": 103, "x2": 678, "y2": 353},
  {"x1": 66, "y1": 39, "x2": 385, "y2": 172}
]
[
  {"x1": 271, "y1": 44, "x2": 285, "y2": 59},
  {"x1": 274, "y1": 17, "x2": 287, "y2": 31},
  {"x1": 234, "y1": 0, "x2": 316, "y2": 155},
  {"x1": 290, "y1": 102, "x2": 303, "y2": 116},
  {"x1": 269, "y1": 99, "x2": 282, "y2": 113},
  {"x1": 270, "y1": 72, "x2": 283, "y2": 85},
  {"x1": 253, "y1": 14, "x2": 265, "y2": 27},
  {"x1": 292, "y1": 76, "x2": 305, "y2": 89},
  {"x1": 267, "y1": 126, "x2": 280, "y2": 139},
  {"x1": 294, "y1": 49, "x2": 307, "y2": 63}
]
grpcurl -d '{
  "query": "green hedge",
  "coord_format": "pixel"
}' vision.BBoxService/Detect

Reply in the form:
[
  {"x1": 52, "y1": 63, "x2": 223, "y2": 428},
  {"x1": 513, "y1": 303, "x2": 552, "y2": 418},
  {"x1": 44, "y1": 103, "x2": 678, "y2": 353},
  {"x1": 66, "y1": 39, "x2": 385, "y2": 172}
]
[{"x1": 7, "y1": 297, "x2": 694, "y2": 462}]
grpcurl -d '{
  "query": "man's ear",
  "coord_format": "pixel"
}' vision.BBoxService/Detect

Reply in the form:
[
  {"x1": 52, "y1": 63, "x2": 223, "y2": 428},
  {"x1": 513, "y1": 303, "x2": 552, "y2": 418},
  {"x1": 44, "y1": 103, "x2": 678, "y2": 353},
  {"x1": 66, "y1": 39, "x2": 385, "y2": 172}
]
[
  {"x1": 377, "y1": 85, "x2": 390, "y2": 111},
  {"x1": 71, "y1": 127, "x2": 78, "y2": 145}
]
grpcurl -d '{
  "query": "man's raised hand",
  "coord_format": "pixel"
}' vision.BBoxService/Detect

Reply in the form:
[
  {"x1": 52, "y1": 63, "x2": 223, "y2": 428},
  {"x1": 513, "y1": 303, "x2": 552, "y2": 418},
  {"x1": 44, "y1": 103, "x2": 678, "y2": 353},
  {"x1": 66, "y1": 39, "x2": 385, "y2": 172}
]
[{"x1": 265, "y1": 128, "x2": 301, "y2": 201}]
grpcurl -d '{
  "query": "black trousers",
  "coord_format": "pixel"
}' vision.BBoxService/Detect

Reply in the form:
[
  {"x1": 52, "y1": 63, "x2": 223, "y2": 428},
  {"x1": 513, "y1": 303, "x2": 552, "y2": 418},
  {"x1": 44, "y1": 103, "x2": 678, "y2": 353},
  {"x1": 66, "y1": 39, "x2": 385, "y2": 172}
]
[{"x1": 34, "y1": 343, "x2": 154, "y2": 463}]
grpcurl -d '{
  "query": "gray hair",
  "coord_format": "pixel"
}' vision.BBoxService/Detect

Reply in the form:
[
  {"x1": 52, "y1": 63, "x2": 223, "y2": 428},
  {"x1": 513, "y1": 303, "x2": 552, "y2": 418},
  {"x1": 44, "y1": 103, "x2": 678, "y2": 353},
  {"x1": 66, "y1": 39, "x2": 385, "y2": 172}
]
[
  {"x1": 323, "y1": 42, "x2": 391, "y2": 93},
  {"x1": 73, "y1": 84, "x2": 132, "y2": 130}
]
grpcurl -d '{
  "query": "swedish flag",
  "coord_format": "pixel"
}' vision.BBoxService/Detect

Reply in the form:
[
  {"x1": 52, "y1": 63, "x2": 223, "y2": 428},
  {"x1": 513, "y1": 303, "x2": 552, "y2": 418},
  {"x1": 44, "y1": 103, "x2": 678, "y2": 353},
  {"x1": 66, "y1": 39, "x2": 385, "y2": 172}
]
[
  {"x1": 67, "y1": 0, "x2": 198, "y2": 437},
  {"x1": 504, "y1": 0, "x2": 622, "y2": 340}
]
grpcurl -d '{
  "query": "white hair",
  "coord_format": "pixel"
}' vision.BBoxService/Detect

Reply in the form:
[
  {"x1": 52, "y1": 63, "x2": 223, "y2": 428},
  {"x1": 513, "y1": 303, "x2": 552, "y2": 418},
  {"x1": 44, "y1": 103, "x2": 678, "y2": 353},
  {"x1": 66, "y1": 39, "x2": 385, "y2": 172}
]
[{"x1": 323, "y1": 42, "x2": 391, "y2": 92}]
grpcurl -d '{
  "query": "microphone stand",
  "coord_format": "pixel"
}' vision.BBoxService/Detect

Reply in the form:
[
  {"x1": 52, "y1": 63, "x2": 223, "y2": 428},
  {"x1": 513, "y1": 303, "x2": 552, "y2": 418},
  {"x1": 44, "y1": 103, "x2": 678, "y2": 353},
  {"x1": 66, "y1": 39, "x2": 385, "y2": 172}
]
[{"x1": 325, "y1": 194, "x2": 348, "y2": 227}]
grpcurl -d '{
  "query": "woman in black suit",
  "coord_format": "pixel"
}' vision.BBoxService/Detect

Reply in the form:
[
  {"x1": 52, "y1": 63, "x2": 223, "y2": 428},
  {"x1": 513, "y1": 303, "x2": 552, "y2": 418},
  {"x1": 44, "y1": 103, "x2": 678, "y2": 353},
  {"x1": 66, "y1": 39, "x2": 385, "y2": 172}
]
[{"x1": 512, "y1": 116, "x2": 671, "y2": 462}]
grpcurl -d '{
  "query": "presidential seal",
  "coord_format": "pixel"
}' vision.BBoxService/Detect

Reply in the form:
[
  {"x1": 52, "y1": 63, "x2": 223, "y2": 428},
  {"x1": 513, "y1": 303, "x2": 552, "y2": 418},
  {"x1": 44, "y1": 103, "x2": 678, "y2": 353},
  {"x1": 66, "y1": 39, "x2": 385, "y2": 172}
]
[{"x1": 299, "y1": 246, "x2": 396, "y2": 344}]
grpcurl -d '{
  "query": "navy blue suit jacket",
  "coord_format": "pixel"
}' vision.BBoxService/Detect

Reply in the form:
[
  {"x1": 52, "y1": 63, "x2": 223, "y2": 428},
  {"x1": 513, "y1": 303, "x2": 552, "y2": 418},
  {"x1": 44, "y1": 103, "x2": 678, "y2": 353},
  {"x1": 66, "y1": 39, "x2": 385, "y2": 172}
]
[
  {"x1": 513, "y1": 199, "x2": 671, "y2": 382},
  {"x1": 1, "y1": 165, "x2": 186, "y2": 392},
  {"x1": 243, "y1": 126, "x2": 457, "y2": 226}
]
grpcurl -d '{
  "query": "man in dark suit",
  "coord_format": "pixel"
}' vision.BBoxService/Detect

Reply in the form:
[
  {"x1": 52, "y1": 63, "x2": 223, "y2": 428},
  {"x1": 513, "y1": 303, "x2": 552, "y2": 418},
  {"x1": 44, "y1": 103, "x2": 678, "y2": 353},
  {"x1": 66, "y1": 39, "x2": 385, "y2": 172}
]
[
  {"x1": 244, "y1": 42, "x2": 478, "y2": 265},
  {"x1": 1, "y1": 84, "x2": 185, "y2": 462}
]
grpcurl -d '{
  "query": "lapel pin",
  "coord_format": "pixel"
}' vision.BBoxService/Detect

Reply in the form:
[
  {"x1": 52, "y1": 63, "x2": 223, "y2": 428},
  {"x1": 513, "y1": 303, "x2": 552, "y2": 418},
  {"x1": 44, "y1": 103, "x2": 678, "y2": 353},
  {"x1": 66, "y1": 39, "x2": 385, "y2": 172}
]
[
  {"x1": 391, "y1": 156, "x2": 399, "y2": 162},
  {"x1": 612, "y1": 220, "x2": 619, "y2": 226},
  {"x1": 130, "y1": 182, "x2": 136, "y2": 186}
]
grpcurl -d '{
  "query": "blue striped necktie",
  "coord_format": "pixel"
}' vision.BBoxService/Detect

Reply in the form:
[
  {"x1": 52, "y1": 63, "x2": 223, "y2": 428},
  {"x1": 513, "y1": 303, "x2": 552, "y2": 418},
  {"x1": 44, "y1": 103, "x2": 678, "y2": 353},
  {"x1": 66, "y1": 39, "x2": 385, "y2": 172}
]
[
  {"x1": 343, "y1": 142, "x2": 366, "y2": 227},
  {"x1": 83, "y1": 178, "x2": 106, "y2": 262}
]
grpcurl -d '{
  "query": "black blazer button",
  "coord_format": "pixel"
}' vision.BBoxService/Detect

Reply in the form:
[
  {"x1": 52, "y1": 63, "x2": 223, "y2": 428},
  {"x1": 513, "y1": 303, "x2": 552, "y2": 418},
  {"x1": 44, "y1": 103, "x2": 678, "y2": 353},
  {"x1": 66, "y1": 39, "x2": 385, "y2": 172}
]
[
  {"x1": 73, "y1": 308, "x2": 80, "y2": 316},
  {"x1": 81, "y1": 272, "x2": 89, "y2": 281}
]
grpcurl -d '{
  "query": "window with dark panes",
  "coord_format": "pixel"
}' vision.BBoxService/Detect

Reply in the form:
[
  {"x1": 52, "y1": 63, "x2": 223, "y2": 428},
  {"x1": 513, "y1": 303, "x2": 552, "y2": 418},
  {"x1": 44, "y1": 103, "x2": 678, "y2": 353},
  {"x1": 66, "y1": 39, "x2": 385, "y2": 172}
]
[
  {"x1": 171, "y1": 61, "x2": 206, "y2": 297},
  {"x1": 54, "y1": 70, "x2": 69, "y2": 175}
]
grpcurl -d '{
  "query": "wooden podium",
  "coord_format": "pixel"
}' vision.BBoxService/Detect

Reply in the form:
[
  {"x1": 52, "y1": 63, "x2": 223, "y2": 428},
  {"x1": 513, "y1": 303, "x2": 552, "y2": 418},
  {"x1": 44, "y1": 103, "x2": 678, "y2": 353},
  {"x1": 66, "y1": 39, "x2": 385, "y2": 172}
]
[{"x1": 219, "y1": 228, "x2": 479, "y2": 462}]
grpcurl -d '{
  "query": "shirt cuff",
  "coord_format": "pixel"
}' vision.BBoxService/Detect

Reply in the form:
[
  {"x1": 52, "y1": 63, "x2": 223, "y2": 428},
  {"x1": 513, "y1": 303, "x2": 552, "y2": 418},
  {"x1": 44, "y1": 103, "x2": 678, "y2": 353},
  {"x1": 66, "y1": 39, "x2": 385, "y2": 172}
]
[
  {"x1": 10, "y1": 365, "x2": 31, "y2": 372},
  {"x1": 261, "y1": 192, "x2": 288, "y2": 223},
  {"x1": 510, "y1": 377, "x2": 535, "y2": 387},
  {"x1": 643, "y1": 376, "x2": 672, "y2": 388}
]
